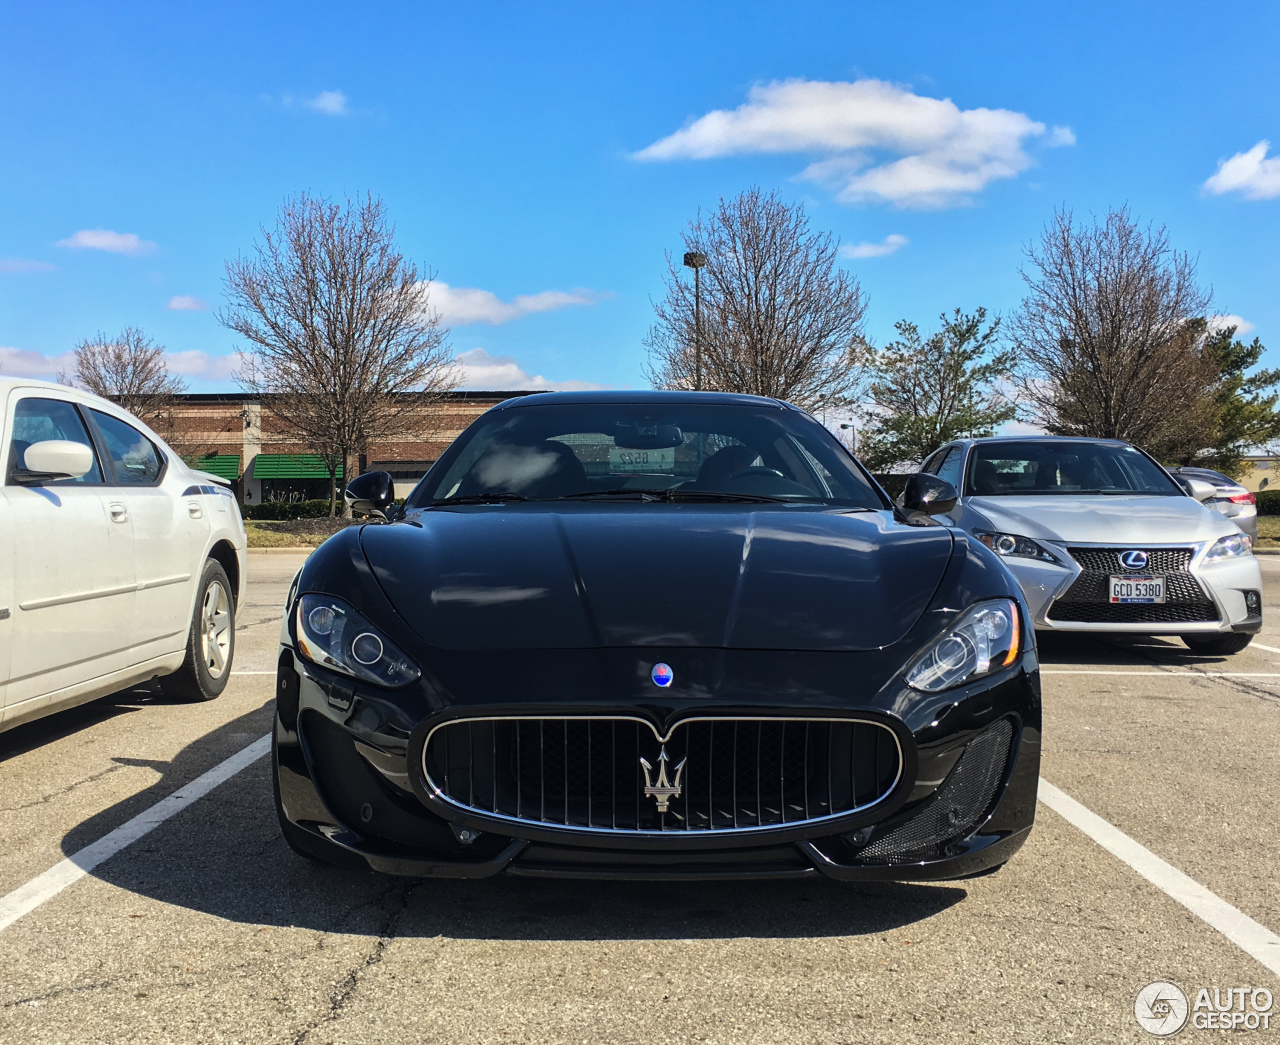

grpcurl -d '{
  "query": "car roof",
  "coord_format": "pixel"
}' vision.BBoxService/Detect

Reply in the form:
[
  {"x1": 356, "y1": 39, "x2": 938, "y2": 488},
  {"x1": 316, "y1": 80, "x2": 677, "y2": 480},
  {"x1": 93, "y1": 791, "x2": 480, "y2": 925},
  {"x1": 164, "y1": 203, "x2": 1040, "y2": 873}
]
[
  {"x1": 960, "y1": 435, "x2": 1131, "y2": 447},
  {"x1": 0, "y1": 375, "x2": 184, "y2": 461},
  {"x1": 492, "y1": 389, "x2": 798, "y2": 410}
]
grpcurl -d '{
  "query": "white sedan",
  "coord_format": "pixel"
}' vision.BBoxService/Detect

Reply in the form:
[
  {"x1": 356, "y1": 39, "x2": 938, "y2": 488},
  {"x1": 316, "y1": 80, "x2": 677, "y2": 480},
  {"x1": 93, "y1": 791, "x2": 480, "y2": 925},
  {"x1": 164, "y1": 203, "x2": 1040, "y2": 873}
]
[{"x1": 0, "y1": 377, "x2": 247, "y2": 732}]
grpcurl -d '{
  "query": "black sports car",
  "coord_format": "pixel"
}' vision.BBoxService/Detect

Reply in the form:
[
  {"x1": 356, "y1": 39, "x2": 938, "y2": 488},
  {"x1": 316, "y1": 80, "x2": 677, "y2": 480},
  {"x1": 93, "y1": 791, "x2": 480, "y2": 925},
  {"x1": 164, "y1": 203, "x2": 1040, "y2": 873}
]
[{"x1": 273, "y1": 391, "x2": 1040, "y2": 881}]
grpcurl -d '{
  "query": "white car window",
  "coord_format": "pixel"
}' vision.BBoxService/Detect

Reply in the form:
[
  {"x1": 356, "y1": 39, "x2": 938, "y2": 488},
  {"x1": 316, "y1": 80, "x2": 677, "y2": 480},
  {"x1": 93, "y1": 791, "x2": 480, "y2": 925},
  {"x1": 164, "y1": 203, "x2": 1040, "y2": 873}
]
[
  {"x1": 7, "y1": 397, "x2": 104, "y2": 485},
  {"x1": 90, "y1": 410, "x2": 163, "y2": 485}
]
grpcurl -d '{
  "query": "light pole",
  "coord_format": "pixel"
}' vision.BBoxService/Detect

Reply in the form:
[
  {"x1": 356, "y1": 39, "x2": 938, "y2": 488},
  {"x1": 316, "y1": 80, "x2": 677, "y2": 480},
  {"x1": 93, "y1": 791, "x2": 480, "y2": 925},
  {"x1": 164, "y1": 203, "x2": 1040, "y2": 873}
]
[{"x1": 683, "y1": 251, "x2": 707, "y2": 390}]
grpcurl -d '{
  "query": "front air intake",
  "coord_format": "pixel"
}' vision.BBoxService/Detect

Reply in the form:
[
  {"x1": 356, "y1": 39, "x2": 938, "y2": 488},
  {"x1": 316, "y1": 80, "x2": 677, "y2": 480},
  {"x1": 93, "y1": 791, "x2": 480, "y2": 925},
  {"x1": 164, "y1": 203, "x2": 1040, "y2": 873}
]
[{"x1": 422, "y1": 716, "x2": 902, "y2": 835}]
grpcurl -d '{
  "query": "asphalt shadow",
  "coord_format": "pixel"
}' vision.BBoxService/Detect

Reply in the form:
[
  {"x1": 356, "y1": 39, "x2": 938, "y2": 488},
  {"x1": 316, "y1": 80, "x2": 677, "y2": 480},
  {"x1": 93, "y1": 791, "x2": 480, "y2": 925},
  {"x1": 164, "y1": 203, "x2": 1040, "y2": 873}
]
[
  {"x1": 0, "y1": 683, "x2": 168, "y2": 763},
  {"x1": 70, "y1": 705, "x2": 968, "y2": 942},
  {"x1": 1036, "y1": 631, "x2": 1244, "y2": 668}
]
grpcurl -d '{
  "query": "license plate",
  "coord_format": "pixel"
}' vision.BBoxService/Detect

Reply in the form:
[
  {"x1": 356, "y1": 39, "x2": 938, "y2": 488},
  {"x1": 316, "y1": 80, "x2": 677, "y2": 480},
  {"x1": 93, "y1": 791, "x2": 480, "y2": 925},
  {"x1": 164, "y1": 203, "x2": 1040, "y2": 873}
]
[{"x1": 1109, "y1": 575, "x2": 1165, "y2": 604}]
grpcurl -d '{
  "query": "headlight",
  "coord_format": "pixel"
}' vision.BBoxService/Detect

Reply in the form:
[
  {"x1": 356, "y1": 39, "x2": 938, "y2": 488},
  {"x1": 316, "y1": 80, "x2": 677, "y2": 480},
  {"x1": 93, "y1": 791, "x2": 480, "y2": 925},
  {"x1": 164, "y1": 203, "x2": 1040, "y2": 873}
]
[
  {"x1": 1204, "y1": 532, "x2": 1253, "y2": 562},
  {"x1": 906, "y1": 599, "x2": 1021, "y2": 692},
  {"x1": 974, "y1": 530, "x2": 1059, "y2": 564},
  {"x1": 295, "y1": 594, "x2": 420, "y2": 687}
]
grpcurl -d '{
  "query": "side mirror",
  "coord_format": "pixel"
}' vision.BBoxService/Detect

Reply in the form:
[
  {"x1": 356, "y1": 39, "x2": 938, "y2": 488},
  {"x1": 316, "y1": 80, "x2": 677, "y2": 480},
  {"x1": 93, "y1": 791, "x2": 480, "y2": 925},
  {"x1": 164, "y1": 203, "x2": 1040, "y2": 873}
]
[
  {"x1": 1183, "y1": 478, "x2": 1218, "y2": 503},
  {"x1": 344, "y1": 470, "x2": 396, "y2": 519},
  {"x1": 13, "y1": 440, "x2": 95, "y2": 484},
  {"x1": 901, "y1": 472, "x2": 958, "y2": 517}
]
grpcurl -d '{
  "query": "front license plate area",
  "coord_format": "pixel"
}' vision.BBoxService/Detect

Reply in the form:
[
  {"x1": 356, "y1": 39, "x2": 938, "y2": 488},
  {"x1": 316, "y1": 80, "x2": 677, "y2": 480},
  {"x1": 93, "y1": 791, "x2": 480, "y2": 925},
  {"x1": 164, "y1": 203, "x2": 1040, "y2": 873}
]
[{"x1": 1109, "y1": 575, "x2": 1165, "y2": 604}]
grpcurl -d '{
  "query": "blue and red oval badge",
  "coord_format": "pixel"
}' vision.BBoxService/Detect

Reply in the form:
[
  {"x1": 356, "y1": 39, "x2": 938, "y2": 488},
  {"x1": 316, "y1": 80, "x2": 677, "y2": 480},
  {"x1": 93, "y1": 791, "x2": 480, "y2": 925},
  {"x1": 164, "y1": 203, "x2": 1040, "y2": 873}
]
[{"x1": 650, "y1": 663, "x2": 674, "y2": 688}]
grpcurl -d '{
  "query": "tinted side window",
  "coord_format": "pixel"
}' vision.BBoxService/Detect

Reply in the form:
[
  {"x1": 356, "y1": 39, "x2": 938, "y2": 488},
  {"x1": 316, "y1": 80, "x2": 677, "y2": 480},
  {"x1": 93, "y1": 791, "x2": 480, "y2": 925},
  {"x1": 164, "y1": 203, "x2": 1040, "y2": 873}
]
[
  {"x1": 90, "y1": 410, "x2": 163, "y2": 485},
  {"x1": 7, "y1": 397, "x2": 103, "y2": 484},
  {"x1": 933, "y1": 448, "x2": 964, "y2": 489}
]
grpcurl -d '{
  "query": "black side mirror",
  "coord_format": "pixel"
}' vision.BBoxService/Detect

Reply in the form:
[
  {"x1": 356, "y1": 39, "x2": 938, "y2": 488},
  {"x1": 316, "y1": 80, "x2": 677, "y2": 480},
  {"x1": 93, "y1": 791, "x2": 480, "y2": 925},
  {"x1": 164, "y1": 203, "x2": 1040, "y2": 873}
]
[
  {"x1": 345, "y1": 470, "x2": 396, "y2": 519},
  {"x1": 901, "y1": 472, "x2": 958, "y2": 517}
]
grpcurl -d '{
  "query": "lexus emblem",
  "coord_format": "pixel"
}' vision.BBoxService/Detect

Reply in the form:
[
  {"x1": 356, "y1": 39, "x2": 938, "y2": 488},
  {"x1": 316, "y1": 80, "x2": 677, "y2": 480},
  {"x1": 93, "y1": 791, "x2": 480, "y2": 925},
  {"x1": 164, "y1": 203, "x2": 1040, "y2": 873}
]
[
  {"x1": 1118, "y1": 549, "x2": 1149, "y2": 571},
  {"x1": 640, "y1": 746, "x2": 685, "y2": 813}
]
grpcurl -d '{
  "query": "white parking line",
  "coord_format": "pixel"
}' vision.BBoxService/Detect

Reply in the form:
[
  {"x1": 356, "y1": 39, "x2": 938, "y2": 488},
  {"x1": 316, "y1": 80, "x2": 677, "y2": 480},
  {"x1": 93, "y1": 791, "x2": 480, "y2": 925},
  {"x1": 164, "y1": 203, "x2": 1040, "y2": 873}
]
[
  {"x1": 0, "y1": 734, "x2": 271, "y2": 934},
  {"x1": 1043, "y1": 670, "x2": 1280, "y2": 678},
  {"x1": 1039, "y1": 779, "x2": 1280, "y2": 978},
  {"x1": 1251, "y1": 642, "x2": 1280, "y2": 655}
]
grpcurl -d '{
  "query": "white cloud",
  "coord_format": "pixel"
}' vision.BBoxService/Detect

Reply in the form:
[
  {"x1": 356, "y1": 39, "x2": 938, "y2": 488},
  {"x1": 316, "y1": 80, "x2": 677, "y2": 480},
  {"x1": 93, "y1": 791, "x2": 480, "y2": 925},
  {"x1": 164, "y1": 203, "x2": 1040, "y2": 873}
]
[
  {"x1": 0, "y1": 346, "x2": 74, "y2": 380},
  {"x1": 56, "y1": 229, "x2": 157, "y2": 255},
  {"x1": 0, "y1": 346, "x2": 235, "y2": 385},
  {"x1": 1208, "y1": 314, "x2": 1256, "y2": 335},
  {"x1": 0, "y1": 258, "x2": 55, "y2": 273},
  {"x1": 635, "y1": 78, "x2": 1064, "y2": 209},
  {"x1": 307, "y1": 90, "x2": 349, "y2": 116},
  {"x1": 167, "y1": 295, "x2": 209, "y2": 311},
  {"x1": 841, "y1": 233, "x2": 908, "y2": 259},
  {"x1": 454, "y1": 348, "x2": 608, "y2": 391},
  {"x1": 426, "y1": 281, "x2": 601, "y2": 326},
  {"x1": 1203, "y1": 140, "x2": 1280, "y2": 200},
  {"x1": 1047, "y1": 125, "x2": 1076, "y2": 147}
]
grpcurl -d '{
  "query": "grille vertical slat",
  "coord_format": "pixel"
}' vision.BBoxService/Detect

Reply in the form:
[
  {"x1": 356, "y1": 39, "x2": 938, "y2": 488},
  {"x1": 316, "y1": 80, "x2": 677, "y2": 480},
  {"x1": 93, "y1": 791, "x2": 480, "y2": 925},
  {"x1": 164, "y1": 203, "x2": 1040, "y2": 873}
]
[{"x1": 425, "y1": 717, "x2": 902, "y2": 834}]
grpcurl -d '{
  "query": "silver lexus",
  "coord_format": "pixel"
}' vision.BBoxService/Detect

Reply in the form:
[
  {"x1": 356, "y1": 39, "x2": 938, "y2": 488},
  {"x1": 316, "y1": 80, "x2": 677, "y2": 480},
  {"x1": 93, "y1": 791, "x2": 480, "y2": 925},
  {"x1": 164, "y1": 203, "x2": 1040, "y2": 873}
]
[{"x1": 913, "y1": 436, "x2": 1263, "y2": 655}]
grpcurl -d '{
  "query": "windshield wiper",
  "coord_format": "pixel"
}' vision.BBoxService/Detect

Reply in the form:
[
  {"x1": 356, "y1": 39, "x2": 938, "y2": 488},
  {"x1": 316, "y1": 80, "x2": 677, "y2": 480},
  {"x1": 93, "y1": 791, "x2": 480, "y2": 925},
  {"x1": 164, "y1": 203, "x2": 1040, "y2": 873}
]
[
  {"x1": 430, "y1": 493, "x2": 528, "y2": 505},
  {"x1": 663, "y1": 489, "x2": 791, "y2": 503},
  {"x1": 554, "y1": 488, "x2": 664, "y2": 502},
  {"x1": 556, "y1": 487, "x2": 793, "y2": 504}
]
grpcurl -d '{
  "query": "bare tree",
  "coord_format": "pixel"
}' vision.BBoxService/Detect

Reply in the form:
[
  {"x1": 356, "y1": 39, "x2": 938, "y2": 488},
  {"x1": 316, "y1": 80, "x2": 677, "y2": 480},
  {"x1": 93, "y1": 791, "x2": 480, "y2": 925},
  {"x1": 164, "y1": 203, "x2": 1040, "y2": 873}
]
[
  {"x1": 1010, "y1": 207, "x2": 1218, "y2": 459},
  {"x1": 220, "y1": 192, "x2": 457, "y2": 516},
  {"x1": 645, "y1": 188, "x2": 869, "y2": 413},
  {"x1": 62, "y1": 326, "x2": 186, "y2": 423}
]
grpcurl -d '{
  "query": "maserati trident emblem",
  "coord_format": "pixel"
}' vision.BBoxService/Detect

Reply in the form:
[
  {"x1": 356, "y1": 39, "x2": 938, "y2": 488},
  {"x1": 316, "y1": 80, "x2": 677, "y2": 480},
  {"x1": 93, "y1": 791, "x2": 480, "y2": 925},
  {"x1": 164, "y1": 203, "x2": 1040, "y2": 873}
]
[
  {"x1": 640, "y1": 746, "x2": 686, "y2": 813},
  {"x1": 1118, "y1": 549, "x2": 1149, "y2": 571}
]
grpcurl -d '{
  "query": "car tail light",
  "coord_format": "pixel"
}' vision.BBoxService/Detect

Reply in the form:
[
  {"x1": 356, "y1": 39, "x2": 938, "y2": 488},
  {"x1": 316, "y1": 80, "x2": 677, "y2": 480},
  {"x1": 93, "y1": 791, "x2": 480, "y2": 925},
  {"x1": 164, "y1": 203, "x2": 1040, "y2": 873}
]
[{"x1": 1228, "y1": 492, "x2": 1256, "y2": 505}]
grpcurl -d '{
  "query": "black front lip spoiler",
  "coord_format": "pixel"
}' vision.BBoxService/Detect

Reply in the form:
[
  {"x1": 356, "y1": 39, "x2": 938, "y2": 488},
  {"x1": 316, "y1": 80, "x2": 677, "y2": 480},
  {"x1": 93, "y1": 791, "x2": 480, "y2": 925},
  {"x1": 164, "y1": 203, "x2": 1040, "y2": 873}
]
[{"x1": 286, "y1": 819, "x2": 1030, "y2": 881}]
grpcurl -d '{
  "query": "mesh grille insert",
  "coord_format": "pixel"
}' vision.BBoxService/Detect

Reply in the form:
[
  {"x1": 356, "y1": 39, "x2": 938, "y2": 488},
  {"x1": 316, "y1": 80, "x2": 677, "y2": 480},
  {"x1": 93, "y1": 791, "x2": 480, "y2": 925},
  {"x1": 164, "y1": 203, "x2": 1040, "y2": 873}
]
[{"x1": 855, "y1": 718, "x2": 1013, "y2": 864}]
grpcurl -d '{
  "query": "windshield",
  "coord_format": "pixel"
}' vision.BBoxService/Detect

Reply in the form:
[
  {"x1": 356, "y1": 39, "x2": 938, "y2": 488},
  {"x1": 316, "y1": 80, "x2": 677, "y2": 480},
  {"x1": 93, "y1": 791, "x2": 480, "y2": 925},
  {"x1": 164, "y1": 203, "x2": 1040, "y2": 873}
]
[
  {"x1": 966, "y1": 441, "x2": 1182, "y2": 497},
  {"x1": 409, "y1": 401, "x2": 886, "y2": 509}
]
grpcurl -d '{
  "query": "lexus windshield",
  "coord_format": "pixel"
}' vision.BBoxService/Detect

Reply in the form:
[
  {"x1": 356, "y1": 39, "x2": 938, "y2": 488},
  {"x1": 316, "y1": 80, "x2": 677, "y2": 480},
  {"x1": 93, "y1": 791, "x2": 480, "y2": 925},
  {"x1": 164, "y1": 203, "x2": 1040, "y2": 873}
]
[
  {"x1": 410, "y1": 402, "x2": 886, "y2": 509},
  {"x1": 966, "y1": 441, "x2": 1182, "y2": 497}
]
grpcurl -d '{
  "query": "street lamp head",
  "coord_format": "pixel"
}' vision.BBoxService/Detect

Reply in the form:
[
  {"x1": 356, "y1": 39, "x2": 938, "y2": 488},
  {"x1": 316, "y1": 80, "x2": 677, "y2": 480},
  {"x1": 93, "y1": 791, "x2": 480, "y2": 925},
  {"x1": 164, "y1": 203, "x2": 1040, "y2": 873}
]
[{"x1": 683, "y1": 251, "x2": 707, "y2": 270}]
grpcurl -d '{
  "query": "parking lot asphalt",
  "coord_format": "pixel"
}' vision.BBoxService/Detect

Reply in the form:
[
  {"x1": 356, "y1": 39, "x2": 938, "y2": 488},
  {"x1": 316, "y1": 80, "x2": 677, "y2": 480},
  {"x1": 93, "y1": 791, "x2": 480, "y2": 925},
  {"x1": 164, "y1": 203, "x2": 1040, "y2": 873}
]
[{"x1": 2, "y1": 550, "x2": 1279, "y2": 1043}]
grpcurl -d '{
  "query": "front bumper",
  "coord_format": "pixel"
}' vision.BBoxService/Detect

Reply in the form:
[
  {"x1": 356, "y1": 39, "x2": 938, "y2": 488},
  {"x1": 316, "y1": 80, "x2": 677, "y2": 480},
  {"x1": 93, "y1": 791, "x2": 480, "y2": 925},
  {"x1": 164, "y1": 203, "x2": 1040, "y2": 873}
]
[
  {"x1": 1004, "y1": 543, "x2": 1264, "y2": 635},
  {"x1": 273, "y1": 644, "x2": 1041, "y2": 882}
]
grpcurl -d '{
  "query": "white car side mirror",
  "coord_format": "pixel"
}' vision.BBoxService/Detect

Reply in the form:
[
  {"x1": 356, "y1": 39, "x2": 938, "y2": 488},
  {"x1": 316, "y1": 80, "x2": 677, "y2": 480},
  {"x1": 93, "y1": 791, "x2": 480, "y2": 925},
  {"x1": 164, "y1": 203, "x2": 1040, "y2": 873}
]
[
  {"x1": 1183, "y1": 478, "x2": 1218, "y2": 503},
  {"x1": 20, "y1": 439, "x2": 95, "y2": 481}
]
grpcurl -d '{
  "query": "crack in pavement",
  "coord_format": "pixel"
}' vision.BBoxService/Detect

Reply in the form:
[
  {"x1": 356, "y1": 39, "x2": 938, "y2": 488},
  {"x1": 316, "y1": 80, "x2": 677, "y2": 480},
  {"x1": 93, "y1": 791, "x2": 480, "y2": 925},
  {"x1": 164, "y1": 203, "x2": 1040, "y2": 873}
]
[
  {"x1": 237, "y1": 615, "x2": 282, "y2": 632},
  {"x1": 1078, "y1": 636, "x2": 1280, "y2": 707},
  {"x1": 1, "y1": 979, "x2": 120, "y2": 1009},
  {"x1": 291, "y1": 882, "x2": 420, "y2": 1045},
  {"x1": 0, "y1": 763, "x2": 127, "y2": 813}
]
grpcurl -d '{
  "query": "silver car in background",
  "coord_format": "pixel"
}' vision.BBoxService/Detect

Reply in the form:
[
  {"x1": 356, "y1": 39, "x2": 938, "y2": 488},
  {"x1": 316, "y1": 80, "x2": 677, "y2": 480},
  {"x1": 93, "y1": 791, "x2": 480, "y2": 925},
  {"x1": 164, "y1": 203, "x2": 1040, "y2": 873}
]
[
  {"x1": 915, "y1": 436, "x2": 1263, "y2": 655},
  {"x1": 1167, "y1": 466, "x2": 1258, "y2": 542}
]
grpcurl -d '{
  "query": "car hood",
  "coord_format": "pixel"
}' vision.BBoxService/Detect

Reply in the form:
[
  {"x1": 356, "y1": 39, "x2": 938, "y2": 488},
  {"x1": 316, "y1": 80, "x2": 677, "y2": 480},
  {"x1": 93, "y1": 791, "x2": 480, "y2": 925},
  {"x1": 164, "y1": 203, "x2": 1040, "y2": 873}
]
[
  {"x1": 964, "y1": 494, "x2": 1233, "y2": 545},
  {"x1": 360, "y1": 507, "x2": 954, "y2": 651}
]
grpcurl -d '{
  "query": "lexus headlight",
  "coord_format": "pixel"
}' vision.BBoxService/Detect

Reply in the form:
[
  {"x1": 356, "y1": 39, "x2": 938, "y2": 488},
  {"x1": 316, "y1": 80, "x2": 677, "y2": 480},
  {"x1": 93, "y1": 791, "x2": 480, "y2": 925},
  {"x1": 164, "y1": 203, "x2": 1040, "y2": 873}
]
[
  {"x1": 974, "y1": 530, "x2": 1059, "y2": 564},
  {"x1": 1203, "y1": 532, "x2": 1252, "y2": 562},
  {"x1": 906, "y1": 600, "x2": 1021, "y2": 693},
  {"x1": 295, "y1": 594, "x2": 420, "y2": 688}
]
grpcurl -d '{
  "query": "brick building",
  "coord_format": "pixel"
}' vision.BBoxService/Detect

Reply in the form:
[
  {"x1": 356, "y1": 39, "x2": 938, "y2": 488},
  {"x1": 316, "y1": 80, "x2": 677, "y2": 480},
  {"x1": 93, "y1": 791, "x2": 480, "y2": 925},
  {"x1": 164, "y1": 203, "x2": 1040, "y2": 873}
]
[{"x1": 167, "y1": 390, "x2": 534, "y2": 503}]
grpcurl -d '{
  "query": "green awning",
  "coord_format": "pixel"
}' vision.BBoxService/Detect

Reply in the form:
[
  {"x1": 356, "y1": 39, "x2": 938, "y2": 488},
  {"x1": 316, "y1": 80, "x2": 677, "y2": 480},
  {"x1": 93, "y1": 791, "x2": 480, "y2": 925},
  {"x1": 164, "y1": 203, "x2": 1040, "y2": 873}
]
[
  {"x1": 189, "y1": 454, "x2": 242, "y2": 480},
  {"x1": 251, "y1": 454, "x2": 343, "y2": 479}
]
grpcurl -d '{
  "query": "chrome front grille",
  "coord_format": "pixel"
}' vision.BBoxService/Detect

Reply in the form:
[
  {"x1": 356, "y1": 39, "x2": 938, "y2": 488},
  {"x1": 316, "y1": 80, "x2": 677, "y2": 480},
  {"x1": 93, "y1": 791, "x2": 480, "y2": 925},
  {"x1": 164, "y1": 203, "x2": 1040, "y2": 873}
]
[
  {"x1": 422, "y1": 716, "x2": 902, "y2": 834},
  {"x1": 1049, "y1": 545, "x2": 1218, "y2": 624}
]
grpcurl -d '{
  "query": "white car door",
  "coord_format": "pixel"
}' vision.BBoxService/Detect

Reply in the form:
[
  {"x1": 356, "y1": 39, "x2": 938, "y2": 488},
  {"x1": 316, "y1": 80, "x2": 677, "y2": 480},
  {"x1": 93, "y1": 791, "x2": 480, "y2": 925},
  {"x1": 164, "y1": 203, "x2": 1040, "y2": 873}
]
[
  {"x1": 0, "y1": 488, "x2": 12, "y2": 709},
  {"x1": 87, "y1": 408, "x2": 195, "y2": 663},
  {"x1": 2, "y1": 393, "x2": 136, "y2": 716}
]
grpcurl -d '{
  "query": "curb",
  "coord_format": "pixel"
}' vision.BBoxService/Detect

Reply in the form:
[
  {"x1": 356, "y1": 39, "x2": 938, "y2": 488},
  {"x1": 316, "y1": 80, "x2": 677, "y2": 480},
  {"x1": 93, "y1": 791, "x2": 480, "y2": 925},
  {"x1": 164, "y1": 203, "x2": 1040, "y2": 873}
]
[{"x1": 246, "y1": 547, "x2": 317, "y2": 555}]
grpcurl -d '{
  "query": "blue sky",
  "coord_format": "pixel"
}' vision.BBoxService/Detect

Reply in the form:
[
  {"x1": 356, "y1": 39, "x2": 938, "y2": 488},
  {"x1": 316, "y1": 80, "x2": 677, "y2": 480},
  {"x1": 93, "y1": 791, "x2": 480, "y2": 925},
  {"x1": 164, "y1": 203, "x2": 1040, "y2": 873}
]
[{"x1": 2, "y1": 1, "x2": 1278, "y2": 394}]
